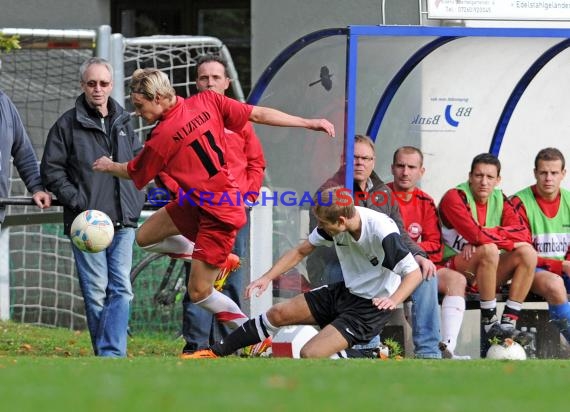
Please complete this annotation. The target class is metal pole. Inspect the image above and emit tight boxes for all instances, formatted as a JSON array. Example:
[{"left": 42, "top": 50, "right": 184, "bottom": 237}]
[
  {"left": 96, "top": 24, "right": 112, "bottom": 60},
  {"left": 111, "top": 33, "right": 125, "bottom": 107},
  {"left": 0, "top": 227, "right": 10, "bottom": 320}
]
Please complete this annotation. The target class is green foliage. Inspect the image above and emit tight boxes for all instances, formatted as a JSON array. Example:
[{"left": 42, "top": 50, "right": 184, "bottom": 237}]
[
  {"left": 488, "top": 335, "right": 502, "bottom": 346},
  {"left": 383, "top": 337, "right": 403, "bottom": 358},
  {"left": 0, "top": 33, "right": 20, "bottom": 54}
]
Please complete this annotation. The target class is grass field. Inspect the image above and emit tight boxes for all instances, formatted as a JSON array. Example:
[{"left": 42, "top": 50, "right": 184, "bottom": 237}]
[{"left": 1, "top": 321, "right": 569, "bottom": 412}]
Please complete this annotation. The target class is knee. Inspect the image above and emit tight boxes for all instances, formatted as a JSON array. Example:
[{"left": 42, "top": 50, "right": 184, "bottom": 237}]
[
  {"left": 135, "top": 230, "right": 149, "bottom": 248},
  {"left": 448, "top": 272, "right": 467, "bottom": 296},
  {"left": 188, "top": 286, "right": 211, "bottom": 303},
  {"left": 517, "top": 245, "right": 538, "bottom": 267},
  {"left": 477, "top": 243, "right": 500, "bottom": 263},
  {"left": 412, "top": 279, "right": 438, "bottom": 304},
  {"left": 266, "top": 305, "right": 285, "bottom": 326},
  {"left": 541, "top": 275, "right": 566, "bottom": 302},
  {"left": 299, "top": 345, "right": 318, "bottom": 358}
]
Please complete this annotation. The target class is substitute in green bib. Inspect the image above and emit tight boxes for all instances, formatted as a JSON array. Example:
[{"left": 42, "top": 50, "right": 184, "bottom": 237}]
[
  {"left": 438, "top": 153, "right": 536, "bottom": 346},
  {"left": 511, "top": 147, "right": 570, "bottom": 345}
]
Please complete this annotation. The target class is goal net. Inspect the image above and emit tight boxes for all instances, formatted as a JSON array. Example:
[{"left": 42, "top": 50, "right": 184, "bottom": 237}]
[
  {"left": 0, "top": 29, "right": 95, "bottom": 329},
  {"left": 1, "top": 27, "right": 244, "bottom": 336}
]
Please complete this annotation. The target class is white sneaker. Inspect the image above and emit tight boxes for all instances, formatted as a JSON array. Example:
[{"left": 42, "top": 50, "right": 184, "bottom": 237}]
[
  {"left": 439, "top": 341, "right": 471, "bottom": 360},
  {"left": 450, "top": 354, "right": 471, "bottom": 360}
]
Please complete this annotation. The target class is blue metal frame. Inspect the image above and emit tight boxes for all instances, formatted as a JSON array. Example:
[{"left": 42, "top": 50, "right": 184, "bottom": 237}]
[
  {"left": 247, "top": 28, "right": 348, "bottom": 105},
  {"left": 489, "top": 38, "right": 570, "bottom": 155},
  {"left": 365, "top": 36, "right": 459, "bottom": 139},
  {"left": 248, "top": 24, "right": 570, "bottom": 192},
  {"left": 347, "top": 25, "right": 570, "bottom": 161}
]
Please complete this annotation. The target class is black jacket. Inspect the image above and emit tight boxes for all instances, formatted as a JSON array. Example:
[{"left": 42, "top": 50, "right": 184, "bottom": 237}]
[
  {"left": 306, "top": 167, "right": 425, "bottom": 287},
  {"left": 41, "top": 94, "right": 145, "bottom": 235}
]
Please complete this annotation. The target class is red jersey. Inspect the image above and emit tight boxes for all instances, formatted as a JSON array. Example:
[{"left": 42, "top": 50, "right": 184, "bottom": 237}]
[
  {"left": 387, "top": 183, "right": 444, "bottom": 263},
  {"left": 511, "top": 185, "right": 569, "bottom": 274},
  {"left": 224, "top": 122, "right": 265, "bottom": 202},
  {"left": 438, "top": 188, "right": 530, "bottom": 251},
  {"left": 127, "top": 91, "right": 253, "bottom": 224},
  {"left": 155, "top": 122, "right": 266, "bottom": 203}
]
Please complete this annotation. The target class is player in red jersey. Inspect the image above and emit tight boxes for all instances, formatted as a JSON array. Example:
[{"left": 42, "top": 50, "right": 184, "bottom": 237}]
[
  {"left": 438, "top": 153, "right": 536, "bottom": 345},
  {"left": 93, "top": 68, "right": 334, "bottom": 335},
  {"left": 388, "top": 146, "right": 469, "bottom": 359}
]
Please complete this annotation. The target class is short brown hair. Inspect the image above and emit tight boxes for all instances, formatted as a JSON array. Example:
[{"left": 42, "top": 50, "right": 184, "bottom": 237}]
[
  {"left": 535, "top": 147, "right": 565, "bottom": 170},
  {"left": 393, "top": 146, "right": 424, "bottom": 166},
  {"left": 312, "top": 186, "right": 356, "bottom": 223}
]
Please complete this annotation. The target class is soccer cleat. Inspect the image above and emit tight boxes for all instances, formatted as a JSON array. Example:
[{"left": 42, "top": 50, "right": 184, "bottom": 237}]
[
  {"left": 485, "top": 321, "right": 517, "bottom": 343},
  {"left": 179, "top": 349, "right": 218, "bottom": 359},
  {"left": 243, "top": 336, "right": 272, "bottom": 357},
  {"left": 214, "top": 253, "right": 240, "bottom": 291}
]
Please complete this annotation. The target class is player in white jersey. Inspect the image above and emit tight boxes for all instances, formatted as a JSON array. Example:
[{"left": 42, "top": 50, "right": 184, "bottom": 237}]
[{"left": 183, "top": 186, "right": 422, "bottom": 359}]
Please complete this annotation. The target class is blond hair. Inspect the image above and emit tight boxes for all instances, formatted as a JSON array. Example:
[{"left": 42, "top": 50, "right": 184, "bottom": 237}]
[{"left": 130, "top": 68, "right": 175, "bottom": 100}]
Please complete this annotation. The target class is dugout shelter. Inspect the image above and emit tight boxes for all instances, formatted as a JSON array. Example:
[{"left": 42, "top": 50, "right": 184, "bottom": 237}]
[{"left": 248, "top": 25, "right": 570, "bottom": 357}]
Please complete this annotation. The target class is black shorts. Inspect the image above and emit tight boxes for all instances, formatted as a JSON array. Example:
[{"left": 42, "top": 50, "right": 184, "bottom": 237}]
[{"left": 304, "top": 282, "right": 392, "bottom": 347}]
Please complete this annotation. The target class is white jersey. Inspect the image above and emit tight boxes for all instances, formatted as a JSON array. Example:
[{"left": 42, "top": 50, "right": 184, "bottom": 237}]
[{"left": 308, "top": 206, "right": 419, "bottom": 299}]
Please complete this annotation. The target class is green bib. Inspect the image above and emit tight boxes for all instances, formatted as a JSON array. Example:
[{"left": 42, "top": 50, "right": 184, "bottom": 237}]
[
  {"left": 515, "top": 186, "right": 570, "bottom": 260},
  {"left": 443, "top": 182, "right": 504, "bottom": 260}
]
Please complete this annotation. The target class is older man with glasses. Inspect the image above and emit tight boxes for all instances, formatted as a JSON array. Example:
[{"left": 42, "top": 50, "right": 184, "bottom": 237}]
[
  {"left": 307, "top": 134, "right": 442, "bottom": 359},
  {"left": 41, "top": 57, "right": 145, "bottom": 357}
]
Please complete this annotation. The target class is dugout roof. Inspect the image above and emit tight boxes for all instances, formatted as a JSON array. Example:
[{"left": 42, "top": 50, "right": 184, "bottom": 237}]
[{"left": 248, "top": 25, "right": 570, "bottom": 201}]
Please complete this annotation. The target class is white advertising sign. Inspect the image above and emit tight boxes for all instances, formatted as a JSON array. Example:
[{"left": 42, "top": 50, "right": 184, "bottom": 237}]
[{"left": 427, "top": 0, "right": 570, "bottom": 20}]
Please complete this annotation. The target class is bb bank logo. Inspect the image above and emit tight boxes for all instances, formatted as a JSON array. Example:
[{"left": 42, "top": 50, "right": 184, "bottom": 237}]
[{"left": 410, "top": 105, "right": 472, "bottom": 128}]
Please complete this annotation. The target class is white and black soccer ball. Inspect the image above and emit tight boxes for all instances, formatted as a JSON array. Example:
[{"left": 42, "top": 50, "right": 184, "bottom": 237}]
[
  {"left": 486, "top": 338, "right": 527, "bottom": 360},
  {"left": 70, "top": 210, "right": 114, "bottom": 253}
]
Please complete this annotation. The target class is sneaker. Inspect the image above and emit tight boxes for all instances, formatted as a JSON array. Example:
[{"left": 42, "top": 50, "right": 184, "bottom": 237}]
[
  {"left": 180, "top": 349, "right": 218, "bottom": 359},
  {"left": 243, "top": 336, "right": 272, "bottom": 357},
  {"left": 181, "top": 342, "right": 197, "bottom": 355},
  {"left": 485, "top": 321, "right": 517, "bottom": 343},
  {"left": 450, "top": 354, "right": 472, "bottom": 360},
  {"left": 214, "top": 253, "right": 240, "bottom": 291}
]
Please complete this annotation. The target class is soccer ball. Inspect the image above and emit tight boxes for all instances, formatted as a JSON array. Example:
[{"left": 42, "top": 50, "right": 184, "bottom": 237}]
[
  {"left": 70, "top": 210, "right": 114, "bottom": 253},
  {"left": 486, "top": 338, "right": 527, "bottom": 360}
]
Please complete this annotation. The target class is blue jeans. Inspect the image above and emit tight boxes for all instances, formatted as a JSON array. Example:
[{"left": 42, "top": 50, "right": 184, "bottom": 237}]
[
  {"left": 410, "top": 277, "right": 442, "bottom": 358},
  {"left": 182, "top": 210, "right": 249, "bottom": 350},
  {"left": 71, "top": 228, "right": 135, "bottom": 357}
]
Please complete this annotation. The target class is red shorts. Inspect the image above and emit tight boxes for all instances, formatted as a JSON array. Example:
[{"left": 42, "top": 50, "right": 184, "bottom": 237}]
[
  {"left": 165, "top": 202, "right": 246, "bottom": 266},
  {"left": 443, "top": 257, "right": 480, "bottom": 294}
]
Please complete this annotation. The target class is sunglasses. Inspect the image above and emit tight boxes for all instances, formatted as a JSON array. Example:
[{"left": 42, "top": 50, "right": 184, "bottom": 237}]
[{"left": 83, "top": 80, "right": 111, "bottom": 88}]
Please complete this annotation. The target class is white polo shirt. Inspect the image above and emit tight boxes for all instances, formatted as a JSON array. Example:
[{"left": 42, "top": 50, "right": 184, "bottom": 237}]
[{"left": 308, "top": 206, "right": 419, "bottom": 299}]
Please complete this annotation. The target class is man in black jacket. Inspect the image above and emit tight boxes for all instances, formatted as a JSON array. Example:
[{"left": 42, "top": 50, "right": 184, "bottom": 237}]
[
  {"left": 41, "top": 57, "right": 145, "bottom": 357},
  {"left": 307, "top": 134, "right": 441, "bottom": 358}
]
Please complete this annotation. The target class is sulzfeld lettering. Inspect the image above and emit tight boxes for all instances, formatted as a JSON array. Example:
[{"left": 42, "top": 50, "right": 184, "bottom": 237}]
[{"left": 172, "top": 111, "right": 211, "bottom": 141}]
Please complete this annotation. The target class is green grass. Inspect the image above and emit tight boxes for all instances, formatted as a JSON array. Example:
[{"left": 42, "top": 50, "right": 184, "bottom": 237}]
[
  {"left": 1, "top": 321, "right": 569, "bottom": 412},
  {"left": 0, "top": 320, "right": 181, "bottom": 357}
]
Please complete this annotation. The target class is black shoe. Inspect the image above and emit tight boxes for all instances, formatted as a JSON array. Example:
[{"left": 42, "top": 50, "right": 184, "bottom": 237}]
[
  {"left": 182, "top": 342, "right": 197, "bottom": 355},
  {"left": 485, "top": 322, "right": 517, "bottom": 343}
]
